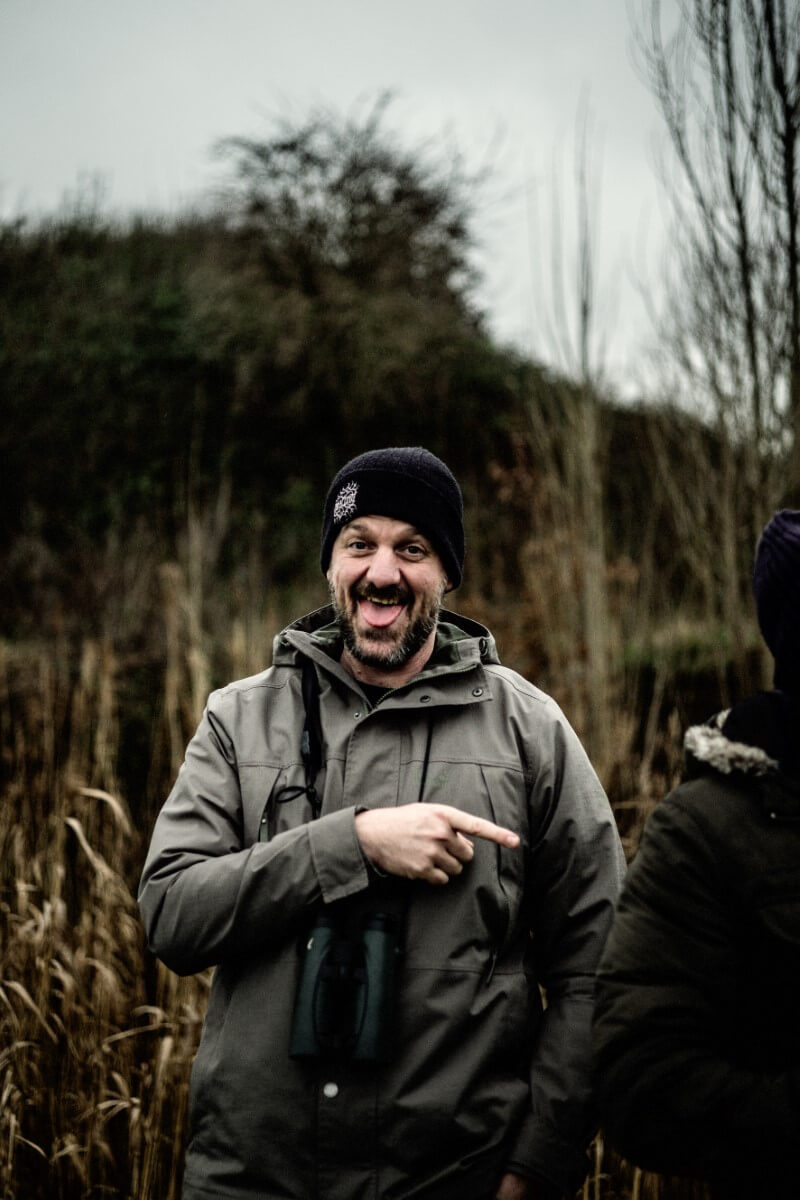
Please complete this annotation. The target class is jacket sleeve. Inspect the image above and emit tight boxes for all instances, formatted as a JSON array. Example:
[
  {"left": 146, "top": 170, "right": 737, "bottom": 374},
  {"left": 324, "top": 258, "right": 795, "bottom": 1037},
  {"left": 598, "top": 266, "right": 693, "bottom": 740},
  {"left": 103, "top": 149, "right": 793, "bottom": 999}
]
[
  {"left": 507, "top": 709, "right": 627, "bottom": 1197},
  {"left": 137, "top": 692, "right": 369, "bottom": 976},
  {"left": 591, "top": 794, "right": 800, "bottom": 1182}
]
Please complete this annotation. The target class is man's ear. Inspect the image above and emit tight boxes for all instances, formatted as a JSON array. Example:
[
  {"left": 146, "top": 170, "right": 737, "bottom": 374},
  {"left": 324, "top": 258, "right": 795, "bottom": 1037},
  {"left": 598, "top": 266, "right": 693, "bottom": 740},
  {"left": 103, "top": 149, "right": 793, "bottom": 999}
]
[{"left": 443, "top": 577, "right": 453, "bottom": 594}]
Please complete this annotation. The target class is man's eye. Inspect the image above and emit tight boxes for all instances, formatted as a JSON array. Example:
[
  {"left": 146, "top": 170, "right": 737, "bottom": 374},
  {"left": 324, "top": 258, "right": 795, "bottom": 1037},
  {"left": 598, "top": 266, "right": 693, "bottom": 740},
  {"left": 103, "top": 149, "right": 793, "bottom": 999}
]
[
  {"left": 348, "top": 539, "right": 369, "bottom": 550},
  {"left": 404, "top": 544, "right": 425, "bottom": 557}
]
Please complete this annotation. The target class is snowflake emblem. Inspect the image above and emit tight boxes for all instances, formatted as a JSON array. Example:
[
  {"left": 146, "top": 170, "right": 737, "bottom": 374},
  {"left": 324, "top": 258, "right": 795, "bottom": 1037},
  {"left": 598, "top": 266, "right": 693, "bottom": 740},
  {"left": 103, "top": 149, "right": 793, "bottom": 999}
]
[{"left": 333, "top": 480, "right": 359, "bottom": 524}]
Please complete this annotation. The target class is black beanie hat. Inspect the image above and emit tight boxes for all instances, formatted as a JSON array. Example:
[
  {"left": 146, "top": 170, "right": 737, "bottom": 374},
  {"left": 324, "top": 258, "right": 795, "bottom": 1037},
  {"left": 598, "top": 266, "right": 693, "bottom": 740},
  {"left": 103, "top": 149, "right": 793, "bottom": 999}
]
[
  {"left": 320, "top": 447, "right": 465, "bottom": 588},
  {"left": 753, "top": 508, "right": 800, "bottom": 692}
]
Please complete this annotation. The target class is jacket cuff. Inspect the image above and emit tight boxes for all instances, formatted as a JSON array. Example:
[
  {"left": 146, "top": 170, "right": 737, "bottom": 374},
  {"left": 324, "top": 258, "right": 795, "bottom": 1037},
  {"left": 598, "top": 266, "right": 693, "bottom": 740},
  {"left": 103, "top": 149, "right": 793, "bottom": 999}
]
[
  {"left": 307, "top": 806, "right": 370, "bottom": 903},
  {"left": 507, "top": 1115, "right": 589, "bottom": 1197}
]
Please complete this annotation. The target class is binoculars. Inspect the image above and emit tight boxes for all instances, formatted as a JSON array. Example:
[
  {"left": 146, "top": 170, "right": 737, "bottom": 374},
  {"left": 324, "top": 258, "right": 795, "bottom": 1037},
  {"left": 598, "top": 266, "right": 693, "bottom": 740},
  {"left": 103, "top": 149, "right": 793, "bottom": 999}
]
[{"left": 290, "top": 906, "right": 401, "bottom": 1064}]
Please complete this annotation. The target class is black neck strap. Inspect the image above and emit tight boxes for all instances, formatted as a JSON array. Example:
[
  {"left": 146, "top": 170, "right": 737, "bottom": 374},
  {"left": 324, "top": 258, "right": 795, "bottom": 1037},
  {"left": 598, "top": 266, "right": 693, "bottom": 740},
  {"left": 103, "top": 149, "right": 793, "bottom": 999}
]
[
  {"left": 275, "top": 659, "right": 434, "bottom": 824},
  {"left": 300, "top": 658, "right": 323, "bottom": 792}
]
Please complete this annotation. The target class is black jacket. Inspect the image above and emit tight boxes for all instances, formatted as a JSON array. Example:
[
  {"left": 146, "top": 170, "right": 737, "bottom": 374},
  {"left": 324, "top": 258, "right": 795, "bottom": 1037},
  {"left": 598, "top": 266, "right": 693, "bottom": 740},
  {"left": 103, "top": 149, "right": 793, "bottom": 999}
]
[{"left": 592, "top": 691, "right": 800, "bottom": 1198}]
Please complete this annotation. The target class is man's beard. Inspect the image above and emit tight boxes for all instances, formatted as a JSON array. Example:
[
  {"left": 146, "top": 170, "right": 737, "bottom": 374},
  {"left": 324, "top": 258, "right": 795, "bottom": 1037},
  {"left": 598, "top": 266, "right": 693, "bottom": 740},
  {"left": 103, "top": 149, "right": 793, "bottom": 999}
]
[{"left": 330, "top": 582, "right": 445, "bottom": 671}]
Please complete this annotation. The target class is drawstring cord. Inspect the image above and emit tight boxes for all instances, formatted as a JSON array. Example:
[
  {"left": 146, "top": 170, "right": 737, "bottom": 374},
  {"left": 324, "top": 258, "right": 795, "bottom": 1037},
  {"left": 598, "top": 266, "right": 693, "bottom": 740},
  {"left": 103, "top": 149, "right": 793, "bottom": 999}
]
[{"left": 417, "top": 718, "right": 434, "bottom": 803}]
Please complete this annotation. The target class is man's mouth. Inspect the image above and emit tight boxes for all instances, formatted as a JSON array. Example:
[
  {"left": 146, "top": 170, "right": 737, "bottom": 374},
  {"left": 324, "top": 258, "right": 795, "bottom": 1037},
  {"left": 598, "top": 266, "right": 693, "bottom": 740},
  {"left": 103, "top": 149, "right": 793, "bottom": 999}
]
[
  {"left": 357, "top": 596, "right": 406, "bottom": 629},
  {"left": 352, "top": 588, "right": 411, "bottom": 630}
]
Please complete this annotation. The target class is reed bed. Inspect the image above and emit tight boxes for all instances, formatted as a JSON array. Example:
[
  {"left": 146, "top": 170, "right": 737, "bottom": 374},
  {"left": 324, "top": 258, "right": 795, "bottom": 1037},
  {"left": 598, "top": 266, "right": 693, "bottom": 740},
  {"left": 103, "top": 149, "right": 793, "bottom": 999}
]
[
  {"left": 0, "top": 635, "right": 206, "bottom": 1200},
  {"left": 0, "top": 557, "right": 708, "bottom": 1199}
]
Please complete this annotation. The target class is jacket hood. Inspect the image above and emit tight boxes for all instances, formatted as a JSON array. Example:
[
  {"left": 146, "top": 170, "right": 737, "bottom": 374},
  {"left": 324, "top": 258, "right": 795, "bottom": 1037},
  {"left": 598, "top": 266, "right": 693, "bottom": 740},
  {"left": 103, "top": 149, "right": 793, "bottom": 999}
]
[
  {"left": 683, "top": 690, "right": 800, "bottom": 818},
  {"left": 684, "top": 714, "right": 779, "bottom": 777}
]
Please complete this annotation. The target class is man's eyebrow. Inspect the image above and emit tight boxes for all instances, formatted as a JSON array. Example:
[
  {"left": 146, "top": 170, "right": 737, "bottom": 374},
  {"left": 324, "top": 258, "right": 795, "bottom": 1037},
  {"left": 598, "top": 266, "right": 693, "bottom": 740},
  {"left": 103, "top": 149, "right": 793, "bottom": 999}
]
[
  {"left": 341, "top": 520, "right": 430, "bottom": 542},
  {"left": 398, "top": 526, "right": 432, "bottom": 543}
]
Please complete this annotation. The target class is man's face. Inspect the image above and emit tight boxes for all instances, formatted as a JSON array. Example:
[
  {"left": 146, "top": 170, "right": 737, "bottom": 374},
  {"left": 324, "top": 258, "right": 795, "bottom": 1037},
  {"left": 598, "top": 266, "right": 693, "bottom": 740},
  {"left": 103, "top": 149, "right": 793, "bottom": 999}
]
[{"left": 328, "top": 515, "right": 450, "bottom": 676}]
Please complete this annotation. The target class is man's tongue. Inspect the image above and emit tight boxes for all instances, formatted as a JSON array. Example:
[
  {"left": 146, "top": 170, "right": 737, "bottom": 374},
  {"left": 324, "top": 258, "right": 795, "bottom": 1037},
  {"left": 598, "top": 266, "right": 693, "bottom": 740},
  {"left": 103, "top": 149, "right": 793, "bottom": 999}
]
[{"left": 359, "top": 598, "right": 404, "bottom": 628}]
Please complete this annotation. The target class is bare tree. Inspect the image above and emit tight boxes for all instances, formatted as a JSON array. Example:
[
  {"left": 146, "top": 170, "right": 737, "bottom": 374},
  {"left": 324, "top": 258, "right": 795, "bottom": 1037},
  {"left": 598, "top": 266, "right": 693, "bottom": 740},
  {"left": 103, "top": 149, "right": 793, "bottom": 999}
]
[
  {"left": 634, "top": 0, "right": 800, "bottom": 650},
  {"left": 638, "top": 0, "right": 800, "bottom": 525}
]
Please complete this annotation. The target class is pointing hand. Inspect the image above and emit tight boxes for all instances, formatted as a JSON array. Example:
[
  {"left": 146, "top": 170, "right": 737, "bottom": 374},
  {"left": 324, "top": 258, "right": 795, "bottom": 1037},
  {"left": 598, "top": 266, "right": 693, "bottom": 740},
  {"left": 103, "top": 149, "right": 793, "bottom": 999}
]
[{"left": 355, "top": 802, "right": 519, "bottom": 885}]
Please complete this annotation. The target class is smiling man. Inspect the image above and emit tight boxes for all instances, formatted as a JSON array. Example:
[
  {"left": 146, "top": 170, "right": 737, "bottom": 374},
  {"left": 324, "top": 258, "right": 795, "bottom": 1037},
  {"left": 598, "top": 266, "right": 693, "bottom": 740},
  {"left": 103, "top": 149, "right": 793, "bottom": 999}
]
[{"left": 139, "top": 446, "right": 625, "bottom": 1200}]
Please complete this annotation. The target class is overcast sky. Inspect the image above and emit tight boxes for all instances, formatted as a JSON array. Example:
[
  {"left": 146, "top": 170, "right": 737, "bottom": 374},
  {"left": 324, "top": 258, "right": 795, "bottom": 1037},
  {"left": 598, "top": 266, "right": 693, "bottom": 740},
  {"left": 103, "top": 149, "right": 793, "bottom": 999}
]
[{"left": 1, "top": 1, "right": 671, "bottom": 392}]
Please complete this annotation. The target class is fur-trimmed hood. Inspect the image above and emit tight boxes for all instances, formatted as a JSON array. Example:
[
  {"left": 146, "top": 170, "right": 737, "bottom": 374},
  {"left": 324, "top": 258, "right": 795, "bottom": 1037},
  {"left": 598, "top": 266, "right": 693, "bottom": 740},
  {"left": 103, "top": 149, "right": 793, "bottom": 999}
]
[
  {"left": 683, "top": 690, "right": 800, "bottom": 820},
  {"left": 684, "top": 712, "right": 779, "bottom": 777}
]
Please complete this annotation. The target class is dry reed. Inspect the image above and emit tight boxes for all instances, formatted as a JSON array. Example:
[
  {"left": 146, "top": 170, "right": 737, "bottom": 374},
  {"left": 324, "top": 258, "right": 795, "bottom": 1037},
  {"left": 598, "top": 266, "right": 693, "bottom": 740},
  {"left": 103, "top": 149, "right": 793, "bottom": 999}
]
[{"left": 0, "top": 541, "right": 712, "bottom": 1199}]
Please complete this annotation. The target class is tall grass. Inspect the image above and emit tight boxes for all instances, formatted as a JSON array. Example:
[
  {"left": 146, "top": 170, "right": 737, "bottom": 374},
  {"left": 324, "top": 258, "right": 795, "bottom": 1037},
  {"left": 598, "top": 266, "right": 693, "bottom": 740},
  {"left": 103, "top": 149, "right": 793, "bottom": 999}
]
[
  {"left": 0, "top": 541, "right": 719, "bottom": 1199},
  {"left": 0, "top": 634, "right": 201, "bottom": 1199}
]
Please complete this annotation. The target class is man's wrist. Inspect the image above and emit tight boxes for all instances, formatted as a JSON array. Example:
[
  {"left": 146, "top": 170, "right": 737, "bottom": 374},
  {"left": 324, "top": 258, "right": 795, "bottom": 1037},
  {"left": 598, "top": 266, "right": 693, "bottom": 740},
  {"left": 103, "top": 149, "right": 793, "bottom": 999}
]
[{"left": 354, "top": 807, "right": 389, "bottom": 876}]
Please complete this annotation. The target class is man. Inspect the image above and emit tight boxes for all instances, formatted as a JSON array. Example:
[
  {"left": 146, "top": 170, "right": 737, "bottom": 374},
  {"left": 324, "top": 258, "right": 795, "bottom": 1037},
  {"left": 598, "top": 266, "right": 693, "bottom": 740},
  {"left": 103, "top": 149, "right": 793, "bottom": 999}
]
[
  {"left": 592, "top": 509, "right": 800, "bottom": 1199},
  {"left": 139, "top": 446, "right": 625, "bottom": 1200}
]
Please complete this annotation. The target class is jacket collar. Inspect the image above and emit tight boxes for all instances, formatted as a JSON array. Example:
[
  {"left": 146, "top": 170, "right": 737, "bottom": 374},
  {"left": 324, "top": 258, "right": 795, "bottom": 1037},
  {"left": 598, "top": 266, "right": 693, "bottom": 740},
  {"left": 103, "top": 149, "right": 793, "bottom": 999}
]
[{"left": 271, "top": 604, "right": 497, "bottom": 702}]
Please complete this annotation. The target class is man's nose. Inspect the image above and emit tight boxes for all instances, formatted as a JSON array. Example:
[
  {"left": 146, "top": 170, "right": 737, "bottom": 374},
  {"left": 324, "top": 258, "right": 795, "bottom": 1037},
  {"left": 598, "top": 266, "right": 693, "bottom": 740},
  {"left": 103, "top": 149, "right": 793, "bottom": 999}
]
[{"left": 365, "top": 546, "right": 402, "bottom": 587}]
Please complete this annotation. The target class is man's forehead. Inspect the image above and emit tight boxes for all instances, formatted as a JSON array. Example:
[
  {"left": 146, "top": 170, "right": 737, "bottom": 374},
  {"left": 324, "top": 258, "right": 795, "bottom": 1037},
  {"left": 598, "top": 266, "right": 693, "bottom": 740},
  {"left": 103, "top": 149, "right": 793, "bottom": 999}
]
[{"left": 340, "top": 515, "right": 430, "bottom": 541}]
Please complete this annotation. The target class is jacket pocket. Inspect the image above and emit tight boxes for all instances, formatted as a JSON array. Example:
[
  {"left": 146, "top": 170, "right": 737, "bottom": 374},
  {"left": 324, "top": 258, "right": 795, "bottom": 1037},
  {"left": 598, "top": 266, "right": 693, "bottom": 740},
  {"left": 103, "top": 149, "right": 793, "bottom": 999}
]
[
  {"left": 480, "top": 762, "right": 527, "bottom": 892},
  {"left": 238, "top": 764, "right": 282, "bottom": 843},
  {"left": 403, "top": 761, "right": 526, "bottom": 971}
]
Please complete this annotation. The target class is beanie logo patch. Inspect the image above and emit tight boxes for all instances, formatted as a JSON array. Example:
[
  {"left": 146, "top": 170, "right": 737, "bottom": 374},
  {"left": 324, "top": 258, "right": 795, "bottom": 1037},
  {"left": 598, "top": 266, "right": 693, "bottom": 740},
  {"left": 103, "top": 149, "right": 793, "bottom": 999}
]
[{"left": 333, "top": 481, "right": 359, "bottom": 525}]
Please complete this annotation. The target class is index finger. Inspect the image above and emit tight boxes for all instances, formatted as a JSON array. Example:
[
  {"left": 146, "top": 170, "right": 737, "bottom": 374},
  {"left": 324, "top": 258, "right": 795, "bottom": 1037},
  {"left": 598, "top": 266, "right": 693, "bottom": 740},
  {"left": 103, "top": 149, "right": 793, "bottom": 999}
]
[{"left": 447, "top": 809, "right": 520, "bottom": 849}]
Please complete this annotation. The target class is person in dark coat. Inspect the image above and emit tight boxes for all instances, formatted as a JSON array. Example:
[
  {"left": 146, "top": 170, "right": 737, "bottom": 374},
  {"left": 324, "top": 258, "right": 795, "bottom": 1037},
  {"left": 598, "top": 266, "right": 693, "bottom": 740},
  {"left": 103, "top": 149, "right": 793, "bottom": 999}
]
[{"left": 592, "top": 509, "right": 800, "bottom": 1200}]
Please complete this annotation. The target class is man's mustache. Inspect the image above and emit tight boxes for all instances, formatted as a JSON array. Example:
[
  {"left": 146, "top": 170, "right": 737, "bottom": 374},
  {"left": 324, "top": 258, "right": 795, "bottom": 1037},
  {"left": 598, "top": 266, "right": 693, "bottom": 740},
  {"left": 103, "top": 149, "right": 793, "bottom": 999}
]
[{"left": 353, "top": 584, "right": 412, "bottom": 605}]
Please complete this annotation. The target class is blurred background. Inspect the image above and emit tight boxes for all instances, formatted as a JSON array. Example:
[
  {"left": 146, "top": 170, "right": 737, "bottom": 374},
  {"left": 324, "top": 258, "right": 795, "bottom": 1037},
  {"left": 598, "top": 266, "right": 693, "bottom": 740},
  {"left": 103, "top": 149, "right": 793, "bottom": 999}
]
[{"left": 1, "top": 1, "right": 797, "bottom": 1196}]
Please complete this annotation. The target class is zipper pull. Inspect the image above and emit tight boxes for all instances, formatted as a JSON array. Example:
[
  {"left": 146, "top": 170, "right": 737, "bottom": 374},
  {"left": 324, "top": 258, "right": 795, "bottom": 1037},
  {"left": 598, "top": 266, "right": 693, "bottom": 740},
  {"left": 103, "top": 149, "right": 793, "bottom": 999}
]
[{"left": 483, "top": 950, "right": 498, "bottom": 986}]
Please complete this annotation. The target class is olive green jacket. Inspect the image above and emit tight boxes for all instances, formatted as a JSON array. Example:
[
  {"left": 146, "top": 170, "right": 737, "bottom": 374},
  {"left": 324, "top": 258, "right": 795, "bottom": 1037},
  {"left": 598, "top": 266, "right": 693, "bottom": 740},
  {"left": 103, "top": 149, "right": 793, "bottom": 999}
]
[{"left": 139, "top": 607, "right": 625, "bottom": 1200}]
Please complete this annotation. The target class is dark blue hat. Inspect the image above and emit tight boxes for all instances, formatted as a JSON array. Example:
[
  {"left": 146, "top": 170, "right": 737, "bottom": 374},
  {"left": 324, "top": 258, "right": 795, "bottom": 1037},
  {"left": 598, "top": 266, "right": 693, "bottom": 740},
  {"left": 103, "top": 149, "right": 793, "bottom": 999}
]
[
  {"left": 753, "top": 509, "right": 800, "bottom": 692},
  {"left": 320, "top": 447, "right": 465, "bottom": 588}
]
